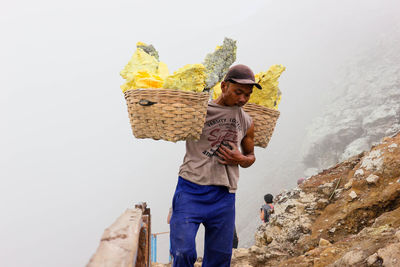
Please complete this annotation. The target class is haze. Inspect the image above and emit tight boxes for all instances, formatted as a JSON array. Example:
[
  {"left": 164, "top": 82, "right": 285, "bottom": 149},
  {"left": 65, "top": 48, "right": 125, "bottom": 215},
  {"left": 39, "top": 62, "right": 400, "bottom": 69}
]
[{"left": 1, "top": 0, "right": 399, "bottom": 266}]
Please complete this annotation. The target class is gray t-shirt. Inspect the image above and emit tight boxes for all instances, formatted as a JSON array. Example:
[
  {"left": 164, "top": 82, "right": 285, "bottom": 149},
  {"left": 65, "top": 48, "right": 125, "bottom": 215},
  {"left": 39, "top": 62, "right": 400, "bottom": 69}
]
[{"left": 179, "top": 101, "right": 252, "bottom": 193}]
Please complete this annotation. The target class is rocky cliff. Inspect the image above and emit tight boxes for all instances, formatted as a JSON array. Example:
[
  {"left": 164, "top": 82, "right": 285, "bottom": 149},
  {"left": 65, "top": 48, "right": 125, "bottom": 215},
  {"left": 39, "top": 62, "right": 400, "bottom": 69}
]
[
  {"left": 231, "top": 131, "right": 400, "bottom": 266},
  {"left": 301, "top": 33, "right": 400, "bottom": 177}
]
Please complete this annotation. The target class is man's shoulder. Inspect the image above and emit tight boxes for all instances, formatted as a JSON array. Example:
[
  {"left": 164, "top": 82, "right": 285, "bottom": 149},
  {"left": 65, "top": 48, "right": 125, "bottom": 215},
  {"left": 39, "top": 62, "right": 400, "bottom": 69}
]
[
  {"left": 241, "top": 107, "right": 252, "bottom": 121},
  {"left": 262, "top": 204, "right": 272, "bottom": 210}
]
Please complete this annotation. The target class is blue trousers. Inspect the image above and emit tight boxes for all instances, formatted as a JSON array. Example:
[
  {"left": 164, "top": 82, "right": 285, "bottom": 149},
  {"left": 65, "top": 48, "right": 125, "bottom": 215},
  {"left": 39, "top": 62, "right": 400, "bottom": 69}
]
[{"left": 170, "top": 177, "right": 235, "bottom": 267}]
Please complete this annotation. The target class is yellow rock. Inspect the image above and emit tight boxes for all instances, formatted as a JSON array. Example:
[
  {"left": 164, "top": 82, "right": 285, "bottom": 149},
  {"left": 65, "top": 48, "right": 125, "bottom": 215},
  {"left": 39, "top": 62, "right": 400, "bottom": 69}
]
[
  {"left": 136, "top": 41, "right": 147, "bottom": 46},
  {"left": 120, "top": 69, "right": 164, "bottom": 92},
  {"left": 158, "top": 62, "right": 169, "bottom": 80},
  {"left": 212, "top": 82, "right": 222, "bottom": 100},
  {"left": 163, "top": 64, "right": 206, "bottom": 92},
  {"left": 120, "top": 47, "right": 159, "bottom": 80},
  {"left": 120, "top": 43, "right": 169, "bottom": 92},
  {"left": 135, "top": 71, "right": 164, "bottom": 88},
  {"left": 249, "top": 64, "right": 285, "bottom": 109}
]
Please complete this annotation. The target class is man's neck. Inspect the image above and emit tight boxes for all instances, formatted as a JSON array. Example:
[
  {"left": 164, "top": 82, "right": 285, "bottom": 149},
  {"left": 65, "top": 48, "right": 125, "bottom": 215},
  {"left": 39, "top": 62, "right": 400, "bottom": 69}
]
[{"left": 214, "top": 97, "right": 227, "bottom": 106}]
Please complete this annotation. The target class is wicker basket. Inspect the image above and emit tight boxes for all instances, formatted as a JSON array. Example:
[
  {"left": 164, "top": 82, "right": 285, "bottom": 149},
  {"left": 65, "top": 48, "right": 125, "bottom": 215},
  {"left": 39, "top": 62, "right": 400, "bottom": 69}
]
[
  {"left": 243, "top": 103, "right": 280, "bottom": 148},
  {"left": 124, "top": 89, "right": 209, "bottom": 142}
]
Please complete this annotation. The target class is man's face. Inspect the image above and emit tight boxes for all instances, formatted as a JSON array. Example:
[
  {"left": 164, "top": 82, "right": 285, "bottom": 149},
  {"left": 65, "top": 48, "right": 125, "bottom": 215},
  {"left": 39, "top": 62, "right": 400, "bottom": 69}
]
[{"left": 221, "top": 81, "right": 253, "bottom": 107}]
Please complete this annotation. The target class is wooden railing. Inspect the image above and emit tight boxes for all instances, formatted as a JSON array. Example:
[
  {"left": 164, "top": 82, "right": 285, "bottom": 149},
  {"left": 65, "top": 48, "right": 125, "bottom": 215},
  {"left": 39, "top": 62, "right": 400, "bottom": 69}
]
[{"left": 87, "top": 202, "right": 151, "bottom": 267}]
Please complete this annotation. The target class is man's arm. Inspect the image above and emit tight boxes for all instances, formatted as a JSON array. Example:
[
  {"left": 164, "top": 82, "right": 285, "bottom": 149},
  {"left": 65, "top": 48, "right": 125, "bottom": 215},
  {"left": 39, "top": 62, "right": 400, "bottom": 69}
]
[
  {"left": 216, "top": 122, "right": 256, "bottom": 168},
  {"left": 239, "top": 122, "right": 255, "bottom": 168},
  {"left": 260, "top": 208, "right": 264, "bottom": 221}
]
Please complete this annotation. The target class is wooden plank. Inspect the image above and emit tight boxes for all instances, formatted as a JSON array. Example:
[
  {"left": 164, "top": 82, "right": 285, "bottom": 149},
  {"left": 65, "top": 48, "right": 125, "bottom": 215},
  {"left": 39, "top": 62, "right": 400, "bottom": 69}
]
[{"left": 87, "top": 208, "right": 143, "bottom": 267}]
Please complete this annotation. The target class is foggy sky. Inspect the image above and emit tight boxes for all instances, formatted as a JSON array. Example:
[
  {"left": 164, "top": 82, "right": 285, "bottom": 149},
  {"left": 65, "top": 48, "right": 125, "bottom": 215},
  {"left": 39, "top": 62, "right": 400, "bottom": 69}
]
[{"left": 1, "top": 0, "right": 400, "bottom": 266}]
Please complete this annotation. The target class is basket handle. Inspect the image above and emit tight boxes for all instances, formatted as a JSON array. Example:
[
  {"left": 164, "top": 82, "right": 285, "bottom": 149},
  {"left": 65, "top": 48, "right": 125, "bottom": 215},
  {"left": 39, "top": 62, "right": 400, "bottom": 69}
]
[{"left": 138, "top": 99, "right": 157, "bottom": 106}]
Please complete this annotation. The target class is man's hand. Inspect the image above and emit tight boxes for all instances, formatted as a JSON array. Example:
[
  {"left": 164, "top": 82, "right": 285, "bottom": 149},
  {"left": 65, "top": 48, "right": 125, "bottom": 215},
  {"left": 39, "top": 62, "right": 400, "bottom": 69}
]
[
  {"left": 216, "top": 142, "right": 244, "bottom": 166},
  {"left": 216, "top": 122, "right": 256, "bottom": 168}
]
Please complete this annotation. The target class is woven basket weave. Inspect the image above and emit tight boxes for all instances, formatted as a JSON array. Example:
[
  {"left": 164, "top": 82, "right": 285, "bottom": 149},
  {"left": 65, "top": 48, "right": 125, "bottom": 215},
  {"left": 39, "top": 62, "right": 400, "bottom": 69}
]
[
  {"left": 243, "top": 103, "right": 280, "bottom": 148},
  {"left": 124, "top": 89, "right": 209, "bottom": 142}
]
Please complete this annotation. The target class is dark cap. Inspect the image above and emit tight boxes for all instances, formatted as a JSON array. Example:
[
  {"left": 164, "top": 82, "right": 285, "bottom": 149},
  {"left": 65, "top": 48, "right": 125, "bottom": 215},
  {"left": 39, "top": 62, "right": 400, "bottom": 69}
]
[{"left": 223, "top": 64, "right": 262, "bottom": 89}]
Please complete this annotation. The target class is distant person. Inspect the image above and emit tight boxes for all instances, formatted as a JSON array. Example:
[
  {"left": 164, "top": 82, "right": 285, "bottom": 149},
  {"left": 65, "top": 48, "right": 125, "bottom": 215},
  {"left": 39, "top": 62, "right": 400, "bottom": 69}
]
[{"left": 260, "top": 194, "right": 274, "bottom": 223}]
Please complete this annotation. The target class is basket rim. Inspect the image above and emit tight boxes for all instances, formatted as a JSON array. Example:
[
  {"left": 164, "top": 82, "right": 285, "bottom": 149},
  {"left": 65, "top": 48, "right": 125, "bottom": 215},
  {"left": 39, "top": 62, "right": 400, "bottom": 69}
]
[
  {"left": 124, "top": 88, "right": 210, "bottom": 96},
  {"left": 243, "top": 103, "right": 280, "bottom": 116}
]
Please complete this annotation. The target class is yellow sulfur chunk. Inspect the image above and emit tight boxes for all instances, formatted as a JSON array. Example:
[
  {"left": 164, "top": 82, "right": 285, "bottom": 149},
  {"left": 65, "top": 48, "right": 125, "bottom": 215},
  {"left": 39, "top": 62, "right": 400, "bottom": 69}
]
[
  {"left": 121, "top": 71, "right": 164, "bottom": 92},
  {"left": 136, "top": 41, "right": 147, "bottom": 46},
  {"left": 212, "top": 82, "right": 222, "bottom": 100},
  {"left": 135, "top": 77, "right": 163, "bottom": 88},
  {"left": 120, "top": 48, "right": 159, "bottom": 80},
  {"left": 163, "top": 64, "right": 206, "bottom": 92},
  {"left": 158, "top": 62, "right": 169, "bottom": 80},
  {"left": 120, "top": 44, "right": 170, "bottom": 92},
  {"left": 133, "top": 71, "right": 164, "bottom": 88},
  {"left": 249, "top": 64, "right": 285, "bottom": 109}
]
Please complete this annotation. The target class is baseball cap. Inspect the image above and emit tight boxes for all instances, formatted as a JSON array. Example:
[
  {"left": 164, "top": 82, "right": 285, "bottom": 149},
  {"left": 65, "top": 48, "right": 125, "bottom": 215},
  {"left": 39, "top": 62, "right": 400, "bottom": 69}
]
[{"left": 223, "top": 64, "right": 262, "bottom": 89}]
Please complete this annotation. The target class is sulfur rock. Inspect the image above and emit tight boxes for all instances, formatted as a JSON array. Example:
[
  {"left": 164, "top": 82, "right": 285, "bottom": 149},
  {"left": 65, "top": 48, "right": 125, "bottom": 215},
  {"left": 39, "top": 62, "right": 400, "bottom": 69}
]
[
  {"left": 136, "top": 42, "right": 159, "bottom": 61},
  {"left": 212, "top": 82, "right": 222, "bottom": 100},
  {"left": 121, "top": 71, "right": 164, "bottom": 92},
  {"left": 163, "top": 64, "right": 206, "bottom": 92},
  {"left": 157, "top": 62, "right": 169, "bottom": 80},
  {"left": 120, "top": 42, "right": 169, "bottom": 92},
  {"left": 203, "top": 37, "right": 237, "bottom": 90},
  {"left": 248, "top": 65, "right": 285, "bottom": 109},
  {"left": 120, "top": 44, "right": 159, "bottom": 80}
]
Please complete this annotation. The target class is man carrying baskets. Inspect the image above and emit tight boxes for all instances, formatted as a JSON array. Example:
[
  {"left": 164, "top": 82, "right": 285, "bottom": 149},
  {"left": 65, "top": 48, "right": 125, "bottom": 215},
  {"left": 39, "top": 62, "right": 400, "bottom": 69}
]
[{"left": 170, "top": 64, "right": 261, "bottom": 267}]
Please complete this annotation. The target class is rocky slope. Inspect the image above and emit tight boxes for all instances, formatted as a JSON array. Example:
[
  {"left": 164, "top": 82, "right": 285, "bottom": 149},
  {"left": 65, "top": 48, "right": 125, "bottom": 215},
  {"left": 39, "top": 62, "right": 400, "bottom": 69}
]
[
  {"left": 301, "top": 33, "right": 400, "bottom": 177},
  {"left": 231, "top": 131, "right": 400, "bottom": 267},
  {"left": 237, "top": 29, "right": 400, "bottom": 248}
]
